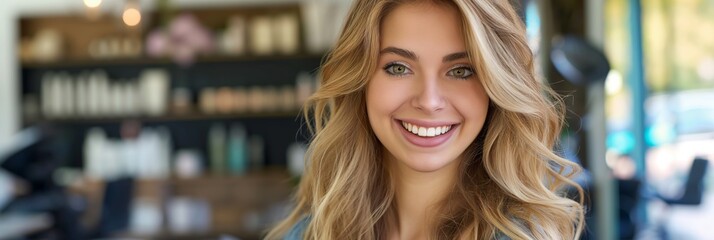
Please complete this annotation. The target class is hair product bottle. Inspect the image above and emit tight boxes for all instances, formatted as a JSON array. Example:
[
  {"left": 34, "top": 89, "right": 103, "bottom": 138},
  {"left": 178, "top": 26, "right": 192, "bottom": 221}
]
[
  {"left": 227, "top": 124, "right": 248, "bottom": 175},
  {"left": 209, "top": 123, "right": 227, "bottom": 174}
]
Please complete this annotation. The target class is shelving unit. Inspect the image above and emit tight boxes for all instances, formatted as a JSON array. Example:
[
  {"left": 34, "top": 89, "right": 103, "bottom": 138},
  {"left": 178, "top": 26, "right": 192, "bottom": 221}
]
[
  {"left": 20, "top": 53, "right": 324, "bottom": 69},
  {"left": 18, "top": 4, "right": 322, "bottom": 166},
  {"left": 17, "top": 3, "right": 319, "bottom": 239},
  {"left": 20, "top": 54, "right": 321, "bottom": 166}
]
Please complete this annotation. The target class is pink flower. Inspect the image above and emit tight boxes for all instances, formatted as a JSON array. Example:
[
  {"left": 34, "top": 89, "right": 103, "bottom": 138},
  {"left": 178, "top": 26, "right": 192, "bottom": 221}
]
[{"left": 147, "top": 13, "right": 215, "bottom": 66}]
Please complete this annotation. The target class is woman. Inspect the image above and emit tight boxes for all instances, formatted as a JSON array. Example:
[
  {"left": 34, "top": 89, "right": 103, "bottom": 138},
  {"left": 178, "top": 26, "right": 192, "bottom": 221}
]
[{"left": 268, "top": 0, "right": 584, "bottom": 239}]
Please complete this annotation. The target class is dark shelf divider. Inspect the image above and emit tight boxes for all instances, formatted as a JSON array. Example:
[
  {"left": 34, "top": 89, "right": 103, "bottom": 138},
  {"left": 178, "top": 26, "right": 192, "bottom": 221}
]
[
  {"left": 25, "top": 111, "right": 303, "bottom": 125},
  {"left": 20, "top": 53, "right": 325, "bottom": 70}
]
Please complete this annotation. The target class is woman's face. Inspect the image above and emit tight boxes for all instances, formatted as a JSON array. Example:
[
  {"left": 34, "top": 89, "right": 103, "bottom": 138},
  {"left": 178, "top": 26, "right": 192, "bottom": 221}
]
[{"left": 366, "top": 2, "right": 490, "bottom": 173}]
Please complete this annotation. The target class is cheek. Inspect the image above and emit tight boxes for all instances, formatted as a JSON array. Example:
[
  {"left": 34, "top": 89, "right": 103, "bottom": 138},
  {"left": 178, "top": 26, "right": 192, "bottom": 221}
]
[
  {"left": 366, "top": 76, "right": 407, "bottom": 118},
  {"left": 367, "top": 77, "right": 395, "bottom": 146},
  {"left": 366, "top": 78, "right": 383, "bottom": 119},
  {"left": 449, "top": 81, "right": 490, "bottom": 121},
  {"left": 366, "top": 78, "right": 386, "bottom": 137}
]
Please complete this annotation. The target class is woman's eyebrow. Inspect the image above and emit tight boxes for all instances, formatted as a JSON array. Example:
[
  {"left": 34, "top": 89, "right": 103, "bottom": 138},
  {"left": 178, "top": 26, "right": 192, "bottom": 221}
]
[
  {"left": 442, "top": 52, "right": 468, "bottom": 62},
  {"left": 380, "top": 47, "right": 468, "bottom": 63},
  {"left": 380, "top": 47, "right": 418, "bottom": 60}
]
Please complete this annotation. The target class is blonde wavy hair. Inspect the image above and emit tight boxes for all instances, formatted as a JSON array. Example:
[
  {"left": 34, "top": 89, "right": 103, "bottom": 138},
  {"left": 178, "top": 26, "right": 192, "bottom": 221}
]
[{"left": 267, "top": 0, "right": 584, "bottom": 239}]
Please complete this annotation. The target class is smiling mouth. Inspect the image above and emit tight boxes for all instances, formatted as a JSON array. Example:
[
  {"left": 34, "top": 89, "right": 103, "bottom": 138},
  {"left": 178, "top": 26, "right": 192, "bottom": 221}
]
[{"left": 399, "top": 120, "right": 455, "bottom": 138}]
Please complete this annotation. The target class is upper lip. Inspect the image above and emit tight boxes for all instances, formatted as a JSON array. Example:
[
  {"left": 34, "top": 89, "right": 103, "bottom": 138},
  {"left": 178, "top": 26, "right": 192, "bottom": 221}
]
[{"left": 396, "top": 118, "right": 459, "bottom": 127}]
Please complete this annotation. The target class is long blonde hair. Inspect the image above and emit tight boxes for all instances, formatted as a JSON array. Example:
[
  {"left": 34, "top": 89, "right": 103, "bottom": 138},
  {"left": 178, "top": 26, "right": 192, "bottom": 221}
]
[{"left": 267, "top": 0, "right": 584, "bottom": 239}]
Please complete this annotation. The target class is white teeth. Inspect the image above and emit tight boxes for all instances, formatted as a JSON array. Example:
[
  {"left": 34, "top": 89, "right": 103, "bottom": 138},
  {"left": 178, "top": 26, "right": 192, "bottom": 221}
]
[
  {"left": 400, "top": 121, "right": 453, "bottom": 138},
  {"left": 418, "top": 127, "right": 427, "bottom": 136},
  {"left": 426, "top": 128, "right": 435, "bottom": 137}
]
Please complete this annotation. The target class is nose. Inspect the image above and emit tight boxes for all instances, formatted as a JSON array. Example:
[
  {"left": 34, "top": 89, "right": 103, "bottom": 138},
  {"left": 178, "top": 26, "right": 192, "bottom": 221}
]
[{"left": 411, "top": 75, "right": 446, "bottom": 113}]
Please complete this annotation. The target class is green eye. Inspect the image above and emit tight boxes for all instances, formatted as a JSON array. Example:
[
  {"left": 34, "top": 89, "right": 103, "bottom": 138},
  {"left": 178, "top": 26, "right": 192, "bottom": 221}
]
[
  {"left": 392, "top": 65, "right": 406, "bottom": 74},
  {"left": 448, "top": 67, "right": 474, "bottom": 79},
  {"left": 384, "top": 63, "right": 411, "bottom": 75}
]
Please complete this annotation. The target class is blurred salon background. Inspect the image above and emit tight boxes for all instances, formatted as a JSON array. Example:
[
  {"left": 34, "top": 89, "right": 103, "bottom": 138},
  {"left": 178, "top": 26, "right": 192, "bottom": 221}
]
[{"left": 0, "top": 0, "right": 710, "bottom": 239}]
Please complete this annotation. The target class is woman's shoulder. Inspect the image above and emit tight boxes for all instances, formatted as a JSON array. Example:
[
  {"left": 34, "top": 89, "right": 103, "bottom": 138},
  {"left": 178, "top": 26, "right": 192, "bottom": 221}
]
[{"left": 284, "top": 216, "right": 311, "bottom": 240}]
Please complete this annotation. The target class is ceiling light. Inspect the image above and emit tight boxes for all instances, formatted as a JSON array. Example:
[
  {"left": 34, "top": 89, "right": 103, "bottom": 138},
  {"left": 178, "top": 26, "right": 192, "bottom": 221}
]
[
  {"left": 123, "top": 8, "right": 141, "bottom": 27},
  {"left": 84, "top": 0, "right": 102, "bottom": 8}
]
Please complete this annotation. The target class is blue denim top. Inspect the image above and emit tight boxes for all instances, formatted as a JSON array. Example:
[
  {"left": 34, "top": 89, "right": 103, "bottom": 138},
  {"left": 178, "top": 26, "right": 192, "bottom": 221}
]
[
  {"left": 283, "top": 216, "right": 517, "bottom": 240},
  {"left": 284, "top": 216, "right": 310, "bottom": 240}
]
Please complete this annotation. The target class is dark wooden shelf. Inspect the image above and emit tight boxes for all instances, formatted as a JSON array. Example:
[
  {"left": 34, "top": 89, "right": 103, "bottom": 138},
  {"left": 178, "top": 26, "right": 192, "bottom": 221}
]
[
  {"left": 164, "top": 168, "right": 294, "bottom": 186},
  {"left": 24, "top": 111, "right": 303, "bottom": 125},
  {"left": 20, "top": 53, "right": 325, "bottom": 69},
  {"left": 78, "top": 169, "right": 295, "bottom": 240},
  {"left": 134, "top": 168, "right": 295, "bottom": 198}
]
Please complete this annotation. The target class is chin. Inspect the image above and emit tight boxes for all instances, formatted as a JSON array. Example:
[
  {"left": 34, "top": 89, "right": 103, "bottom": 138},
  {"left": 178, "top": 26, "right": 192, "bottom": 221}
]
[{"left": 396, "top": 153, "right": 459, "bottom": 173}]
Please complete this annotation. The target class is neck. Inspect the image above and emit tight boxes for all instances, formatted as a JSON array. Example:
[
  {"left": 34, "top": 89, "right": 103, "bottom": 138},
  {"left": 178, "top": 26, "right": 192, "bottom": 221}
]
[{"left": 386, "top": 153, "right": 460, "bottom": 240}]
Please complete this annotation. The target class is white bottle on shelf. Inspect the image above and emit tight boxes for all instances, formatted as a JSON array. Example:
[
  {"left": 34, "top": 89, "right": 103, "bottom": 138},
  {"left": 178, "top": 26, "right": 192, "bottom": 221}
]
[
  {"left": 40, "top": 72, "right": 54, "bottom": 119},
  {"left": 111, "top": 82, "right": 123, "bottom": 117},
  {"left": 75, "top": 72, "right": 89, "bottom": 117},
  {"left": 119, "top": 82, "right": 130, "bottom": 116},
  {"left": 84, "top": 127, "right": 107, "bottom": 179},
  {"left": 86, "top": 71, "right": 102, "bottom": 117},
  {"left": 250, "top": 15, "right": 274, "bottom": 55},
  {"left": 136, "top": 128, "right": 161, "bottom": 179},
  {"left": 126, "top": 81, "right": 140, "bottom": 116},
  {"left": 273, "top": 13, "right": 299, "bottom": 55},
  {"left": 58, "top": 73, "right": 75, "bottom": 118},
  {"left": 139, "top": 69, "right": 170, "bottom": 116},
  {"left": 95, "top": 71, "right": 111, "bottom": 117},
  {"left": 50, "top": 73, "right": 67, "bottom": 118},
  {"left": 120, "top": 136, "right": 138, "bottom": 177},
  {"left": 101, "top": 139, "right": 122, "bottom": 180},
  {"left": 221, "top": 16, "right": 247, "bottom": 55},
  {"left": 301, "top": 0, "right": 326, "bottom": 54}
]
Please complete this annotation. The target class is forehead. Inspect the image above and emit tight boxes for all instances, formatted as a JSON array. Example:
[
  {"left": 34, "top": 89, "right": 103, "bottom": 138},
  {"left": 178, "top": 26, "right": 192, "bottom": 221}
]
[{"left": 379, "top": 2, "right": 466, "bottom": 53}]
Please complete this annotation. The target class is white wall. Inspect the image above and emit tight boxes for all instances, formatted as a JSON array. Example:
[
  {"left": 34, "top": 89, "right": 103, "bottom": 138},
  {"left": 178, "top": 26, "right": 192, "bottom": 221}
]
[{"left": 0, "top": 2, "right": 18, "bottom": 148}]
